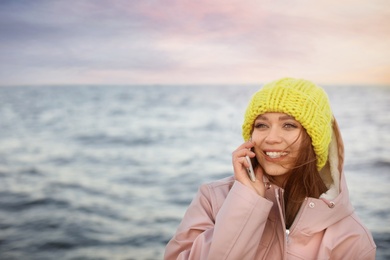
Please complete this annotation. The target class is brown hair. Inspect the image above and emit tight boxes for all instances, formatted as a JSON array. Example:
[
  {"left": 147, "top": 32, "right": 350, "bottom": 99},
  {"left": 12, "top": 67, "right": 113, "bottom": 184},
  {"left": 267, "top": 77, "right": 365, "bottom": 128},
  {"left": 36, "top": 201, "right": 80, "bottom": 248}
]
[
  {"left": 282, "top": 129, "right": 328, "bottom": 228},
  {"left": 252, "top": 128, "right": 328, "bottom": 229}
]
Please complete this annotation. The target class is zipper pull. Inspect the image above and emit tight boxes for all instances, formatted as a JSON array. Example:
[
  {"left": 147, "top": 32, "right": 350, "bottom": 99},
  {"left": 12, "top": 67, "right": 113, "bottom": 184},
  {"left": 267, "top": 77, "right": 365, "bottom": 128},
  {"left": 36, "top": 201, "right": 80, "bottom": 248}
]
[{"left": 286, "top": 229, "right": 290, "bottom": 243}]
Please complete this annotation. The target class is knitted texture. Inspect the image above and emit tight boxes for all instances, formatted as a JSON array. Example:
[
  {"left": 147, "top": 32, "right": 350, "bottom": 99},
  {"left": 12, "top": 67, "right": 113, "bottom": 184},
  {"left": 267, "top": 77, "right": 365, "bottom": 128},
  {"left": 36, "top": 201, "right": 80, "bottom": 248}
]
[{"left": 242, "top": 78, "right": 332, "bottom": 171}]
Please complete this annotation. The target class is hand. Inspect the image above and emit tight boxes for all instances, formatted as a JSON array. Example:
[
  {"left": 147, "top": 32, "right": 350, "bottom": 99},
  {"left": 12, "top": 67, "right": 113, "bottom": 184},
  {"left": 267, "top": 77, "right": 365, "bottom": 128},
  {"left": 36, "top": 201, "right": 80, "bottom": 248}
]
[{"left": 232, "top": 141, "right": 266, "bottom": 197}]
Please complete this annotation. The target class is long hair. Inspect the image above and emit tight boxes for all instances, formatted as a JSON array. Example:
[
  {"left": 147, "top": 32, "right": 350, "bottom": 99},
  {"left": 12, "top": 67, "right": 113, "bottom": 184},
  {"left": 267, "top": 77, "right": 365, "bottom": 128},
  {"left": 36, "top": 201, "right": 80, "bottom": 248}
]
[
  {"left": 252, "top": 128, "right": 328, "bottom": 229},
  {"left": 282, "top": 129, "right": 328, "bottom": 228}
]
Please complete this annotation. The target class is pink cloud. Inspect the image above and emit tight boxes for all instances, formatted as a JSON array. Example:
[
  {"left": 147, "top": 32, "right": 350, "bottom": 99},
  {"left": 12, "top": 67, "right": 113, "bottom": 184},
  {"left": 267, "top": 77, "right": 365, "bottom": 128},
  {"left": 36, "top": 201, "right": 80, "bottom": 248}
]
[{"left": 1, "top": 0, "right": 389, "bottom": 85}]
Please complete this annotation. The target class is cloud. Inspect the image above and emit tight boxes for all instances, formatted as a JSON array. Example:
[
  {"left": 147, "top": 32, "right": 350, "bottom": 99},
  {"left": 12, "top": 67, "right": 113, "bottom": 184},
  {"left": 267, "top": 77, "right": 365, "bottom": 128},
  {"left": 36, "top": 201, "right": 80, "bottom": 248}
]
[{"left": 0, "top": 0, "right": 389, "bottom": 85}]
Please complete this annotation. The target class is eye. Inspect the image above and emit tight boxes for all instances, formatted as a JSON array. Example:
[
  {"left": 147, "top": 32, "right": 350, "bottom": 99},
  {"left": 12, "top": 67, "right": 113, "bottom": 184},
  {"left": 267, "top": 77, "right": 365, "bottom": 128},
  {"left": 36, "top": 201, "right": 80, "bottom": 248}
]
[
  {"left": 254, "top": 122, "right": 268, "bottom": 129},
  {"left": 283, "top": 123, "right": 298, "bottom": 129}
]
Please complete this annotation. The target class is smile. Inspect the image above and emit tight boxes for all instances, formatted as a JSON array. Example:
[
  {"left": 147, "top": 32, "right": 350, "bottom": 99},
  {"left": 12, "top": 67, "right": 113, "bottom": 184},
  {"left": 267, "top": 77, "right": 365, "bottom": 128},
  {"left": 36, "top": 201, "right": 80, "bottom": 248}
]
[{"left": 265, "top": 151, "right": 288, "bottom": 159}]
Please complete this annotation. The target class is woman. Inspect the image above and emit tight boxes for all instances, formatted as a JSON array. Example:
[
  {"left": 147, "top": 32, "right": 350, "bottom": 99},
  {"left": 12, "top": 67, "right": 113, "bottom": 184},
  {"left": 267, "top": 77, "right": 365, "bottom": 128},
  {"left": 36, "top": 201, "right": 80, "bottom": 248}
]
[{"left": 164, "top": 78, "right": 376, "bottom": 259}]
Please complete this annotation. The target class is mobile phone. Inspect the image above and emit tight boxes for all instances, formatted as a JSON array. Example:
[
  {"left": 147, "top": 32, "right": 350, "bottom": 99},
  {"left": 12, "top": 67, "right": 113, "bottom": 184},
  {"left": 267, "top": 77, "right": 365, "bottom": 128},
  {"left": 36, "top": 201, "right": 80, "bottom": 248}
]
[{"left": 245, "top": 155, "right": 256, "bottom": 182}]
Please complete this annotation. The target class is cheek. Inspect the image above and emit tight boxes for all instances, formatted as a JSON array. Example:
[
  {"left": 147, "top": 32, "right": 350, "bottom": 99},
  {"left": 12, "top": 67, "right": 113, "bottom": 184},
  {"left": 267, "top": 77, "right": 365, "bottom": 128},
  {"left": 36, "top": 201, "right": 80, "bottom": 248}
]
[
  {"left": 288, "top": 134, "right": 303, "bottom": 151},
  {"left": 250, "top": 131, "right": 264, "bottom": 143},
  {"left": 251, "top": 137, "right": 265, "bottom": 155}
]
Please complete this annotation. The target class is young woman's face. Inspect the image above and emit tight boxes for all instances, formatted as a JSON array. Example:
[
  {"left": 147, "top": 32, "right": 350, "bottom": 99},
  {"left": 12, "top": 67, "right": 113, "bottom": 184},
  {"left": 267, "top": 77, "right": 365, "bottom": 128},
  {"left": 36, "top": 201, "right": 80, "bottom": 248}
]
[{"left": 251, "top": 112, "right": 303, "bottom": 184}]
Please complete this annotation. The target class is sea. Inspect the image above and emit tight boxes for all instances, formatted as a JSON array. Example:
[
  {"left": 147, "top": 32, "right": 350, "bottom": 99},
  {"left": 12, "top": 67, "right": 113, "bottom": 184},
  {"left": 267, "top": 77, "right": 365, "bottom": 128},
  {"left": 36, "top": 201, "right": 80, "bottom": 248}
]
[{"left": 0, "top": 84, "right": 389, "bottom": 260}]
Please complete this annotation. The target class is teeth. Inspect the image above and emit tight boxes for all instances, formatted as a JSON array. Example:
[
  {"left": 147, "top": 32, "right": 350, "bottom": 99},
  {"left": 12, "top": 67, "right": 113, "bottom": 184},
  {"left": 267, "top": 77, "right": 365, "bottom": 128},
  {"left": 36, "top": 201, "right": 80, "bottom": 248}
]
[{"left": 266, "top": 151, "right": 288, "bottom": 158}]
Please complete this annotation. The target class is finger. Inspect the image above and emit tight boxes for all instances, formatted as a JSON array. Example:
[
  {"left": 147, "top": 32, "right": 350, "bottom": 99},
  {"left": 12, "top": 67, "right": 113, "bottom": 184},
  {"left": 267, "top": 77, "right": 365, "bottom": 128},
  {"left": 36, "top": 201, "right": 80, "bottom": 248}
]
[
  {"left": 233, "top": 141, "right": 254, "bottom": 152},
  {"left": 232, "top": 147, "right": 256, "bottom": 159},
  {"left": 233, "top": 156, "right": 250, "bottom": 169}
]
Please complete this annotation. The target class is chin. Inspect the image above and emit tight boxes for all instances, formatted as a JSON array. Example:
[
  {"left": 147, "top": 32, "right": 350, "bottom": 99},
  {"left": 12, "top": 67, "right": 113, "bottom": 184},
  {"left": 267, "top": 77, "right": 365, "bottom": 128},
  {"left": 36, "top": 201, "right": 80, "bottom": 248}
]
[{"left": 261, "top": 164, "right": 290, "bottom": 177}]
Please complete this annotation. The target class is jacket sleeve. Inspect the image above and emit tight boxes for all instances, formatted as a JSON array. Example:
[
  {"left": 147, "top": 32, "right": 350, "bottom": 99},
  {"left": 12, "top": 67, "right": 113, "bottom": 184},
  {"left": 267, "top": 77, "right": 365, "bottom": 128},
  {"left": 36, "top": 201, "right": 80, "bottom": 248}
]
[{"left": 164, "top": 180, "right": 273, "bottom": 260}]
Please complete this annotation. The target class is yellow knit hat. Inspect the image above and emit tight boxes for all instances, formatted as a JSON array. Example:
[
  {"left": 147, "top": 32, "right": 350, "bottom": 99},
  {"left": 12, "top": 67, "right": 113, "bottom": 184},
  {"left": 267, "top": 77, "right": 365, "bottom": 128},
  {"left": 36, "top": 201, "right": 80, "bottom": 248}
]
[{"left": 242, "top": 77, "right": 333, "bottom": 171}]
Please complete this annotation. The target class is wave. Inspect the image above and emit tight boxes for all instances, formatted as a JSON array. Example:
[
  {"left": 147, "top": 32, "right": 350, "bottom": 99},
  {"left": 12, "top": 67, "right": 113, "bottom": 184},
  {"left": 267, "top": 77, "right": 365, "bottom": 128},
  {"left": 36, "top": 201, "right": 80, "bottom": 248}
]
[
  {"left": 374, "top": 159, "right": 390, "bottom": 168},
  {"left": 0, "top": 192, "right": 69, "bottom": 212},
  {"left": 345, "top": 159, "right": 390, "bottom": 172},
  {"left": 74, "top": 133, "right": 154, "bottom": 147},
  {"left": 0, "top": 167, "right": 45, "bottom": 178}
]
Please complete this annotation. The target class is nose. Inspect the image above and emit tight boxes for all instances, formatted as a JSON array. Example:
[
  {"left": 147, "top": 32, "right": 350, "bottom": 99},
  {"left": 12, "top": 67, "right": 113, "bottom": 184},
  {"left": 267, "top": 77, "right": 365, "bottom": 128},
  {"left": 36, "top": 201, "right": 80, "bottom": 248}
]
[{"left": 264, "top": 127, "right": 282, "bottom": 144}]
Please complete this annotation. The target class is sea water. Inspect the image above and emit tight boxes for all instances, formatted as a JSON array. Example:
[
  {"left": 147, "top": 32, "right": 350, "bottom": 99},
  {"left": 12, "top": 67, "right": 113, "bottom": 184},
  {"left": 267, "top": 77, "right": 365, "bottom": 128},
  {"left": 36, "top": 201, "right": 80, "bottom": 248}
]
[{"left": 0, "top": 85, "right": 389, "bottom": 259}]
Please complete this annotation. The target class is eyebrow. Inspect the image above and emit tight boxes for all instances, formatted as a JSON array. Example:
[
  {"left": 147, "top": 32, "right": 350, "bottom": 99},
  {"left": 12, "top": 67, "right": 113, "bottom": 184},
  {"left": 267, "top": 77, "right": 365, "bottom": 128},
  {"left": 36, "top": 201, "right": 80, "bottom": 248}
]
[{"left": 256, "top": 115, "right": 295, "bottom": 121}]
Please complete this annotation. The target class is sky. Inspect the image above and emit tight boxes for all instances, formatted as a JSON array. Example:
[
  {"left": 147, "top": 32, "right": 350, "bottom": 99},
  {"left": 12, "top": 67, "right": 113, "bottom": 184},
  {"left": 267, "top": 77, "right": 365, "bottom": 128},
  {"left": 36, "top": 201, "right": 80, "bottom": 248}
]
[{"left": 0, "top": 0, "right": 389, "bottom": 86}]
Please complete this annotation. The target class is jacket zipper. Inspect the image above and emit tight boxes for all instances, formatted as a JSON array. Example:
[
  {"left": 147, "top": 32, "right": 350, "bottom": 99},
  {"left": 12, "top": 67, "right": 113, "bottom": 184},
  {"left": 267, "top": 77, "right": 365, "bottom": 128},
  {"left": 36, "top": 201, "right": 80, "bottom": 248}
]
[
  {"left": 275, "top": 188, "right": 288, "bottom": 259},
  {"left": 276, "top": 190, "right": 309, "bottom": 259}
]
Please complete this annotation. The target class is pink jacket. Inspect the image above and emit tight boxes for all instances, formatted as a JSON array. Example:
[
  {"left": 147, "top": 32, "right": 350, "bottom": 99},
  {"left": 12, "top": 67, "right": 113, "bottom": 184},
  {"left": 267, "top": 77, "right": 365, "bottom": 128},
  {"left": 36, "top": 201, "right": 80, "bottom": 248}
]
[{"left": 165, "top": 120, "right": 376, "bottom": 259}]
